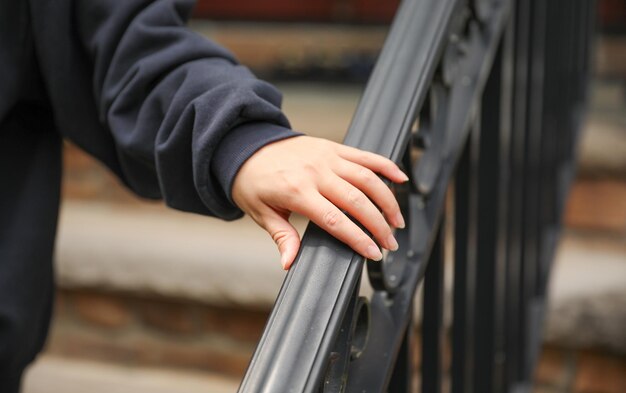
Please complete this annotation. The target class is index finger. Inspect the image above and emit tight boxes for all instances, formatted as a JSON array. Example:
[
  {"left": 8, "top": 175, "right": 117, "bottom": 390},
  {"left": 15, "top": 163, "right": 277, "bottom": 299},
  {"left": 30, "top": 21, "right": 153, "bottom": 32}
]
[
  {"left": 287, "top": 192, "right": 383, "bottom": 261},
  {"left": 335, "top": 145, "right": 408, "bottom": 184}
]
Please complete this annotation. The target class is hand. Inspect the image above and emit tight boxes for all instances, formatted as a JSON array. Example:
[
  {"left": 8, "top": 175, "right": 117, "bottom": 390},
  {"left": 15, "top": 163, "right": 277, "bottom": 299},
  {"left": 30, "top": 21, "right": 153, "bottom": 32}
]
[{"left": 231, "top": 135, "right": 408, "bottom": 270}]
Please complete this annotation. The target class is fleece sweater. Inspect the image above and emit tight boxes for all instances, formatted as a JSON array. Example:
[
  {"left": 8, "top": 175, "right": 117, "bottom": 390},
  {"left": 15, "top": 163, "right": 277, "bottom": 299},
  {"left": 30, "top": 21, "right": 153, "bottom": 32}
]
[{"left": 0, "top": 0, "right": 299, "bottom": 386}]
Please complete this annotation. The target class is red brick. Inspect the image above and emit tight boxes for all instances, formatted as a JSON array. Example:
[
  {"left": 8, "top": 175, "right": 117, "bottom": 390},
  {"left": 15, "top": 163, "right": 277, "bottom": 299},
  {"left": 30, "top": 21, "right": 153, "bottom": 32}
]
[
  {"left": 62, "top": 142, "right": 145, "bottom": 204},
  {"left": 535, "top": 346, "right": 571, "bottom": 389},
  {"left": 54, "top": 291, "right": 69, "bottom": 316},
  {"left": 138, "top": 300, "right": 199, "bottom": 335},
  {"left": 533, "top": 388, "right": 562, "bottom": 393},
  {"left": 573, "top": 350, "right": 626, "bottom": 393},
  {"left": 48, "top": 328, "right": 140, "bottom": 364},
  {"left": 565, "top": 180, "right": 626, "bottom": 233},
  {"left": 137, "top": 341, "right": 251, "bottom": 377},
  {"left": 73, "top": 292, "right": 132, "bottom": 329},
  {"left": 46, "top": 319, "right": 253, "bottom": 377},
  {"left": 204, "top": 307, "right": 268, "bottom": 343}
]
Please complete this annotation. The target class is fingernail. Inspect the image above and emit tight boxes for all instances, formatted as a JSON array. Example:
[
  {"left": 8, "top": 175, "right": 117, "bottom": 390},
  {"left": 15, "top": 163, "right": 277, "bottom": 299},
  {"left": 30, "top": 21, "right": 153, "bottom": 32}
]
[
  {"left": 395, "top": 212, "right": 406, "bottom": 229},
  {"left": 367, "top": 244, "right": 383, "bottom": 261},
  {"left": 398, "top": 170, "right": 409, "bottom": 182},
  {"left": 387, "top": 234, "right": 399, "bottom": 251},
  {"left": 280, "top": 254, "right": 289, "bottom": 270}
]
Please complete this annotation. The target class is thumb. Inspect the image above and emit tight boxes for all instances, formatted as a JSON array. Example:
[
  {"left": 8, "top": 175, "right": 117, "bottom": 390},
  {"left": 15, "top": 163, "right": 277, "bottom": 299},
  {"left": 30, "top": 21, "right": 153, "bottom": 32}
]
[{"left": 262, "top": 211, "right": 301, "bottom": 270}]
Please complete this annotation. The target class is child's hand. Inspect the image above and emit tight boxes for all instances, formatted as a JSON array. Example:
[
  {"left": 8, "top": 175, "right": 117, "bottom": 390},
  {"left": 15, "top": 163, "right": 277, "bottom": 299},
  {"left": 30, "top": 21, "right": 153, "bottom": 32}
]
[{"left": 232, "top": 136, "right": 408, "bottom": 270}]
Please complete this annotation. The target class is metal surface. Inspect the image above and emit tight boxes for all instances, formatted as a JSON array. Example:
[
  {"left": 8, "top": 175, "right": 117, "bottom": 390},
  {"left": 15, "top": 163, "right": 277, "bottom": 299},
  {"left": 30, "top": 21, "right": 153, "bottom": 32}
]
[
  {"left": 451, "top": 125, "right": 478, "bottom": 393},
  {"left": 238, "top": 1, "right": 594, "bottom": 392},
  {"left": 421, "top": 220, "right": 445, "bottom": 393}
]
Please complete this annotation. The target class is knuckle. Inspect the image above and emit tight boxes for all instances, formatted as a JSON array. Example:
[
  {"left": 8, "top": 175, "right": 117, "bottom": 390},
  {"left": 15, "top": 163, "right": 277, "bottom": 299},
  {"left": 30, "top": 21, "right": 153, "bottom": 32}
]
[
  {"left": 347, "top": 188, "right": 363, "bottom": 207},
  {"left": 302, "top": 162, "right": 319, "bottom": 176},
  {"left": 357, "top": 152, "right": 371, "bottom": 163},
  {"left": 278, "top": 185, "right": 306, "bottom": 209},
  {"left": 355, "top": 236, "right": 374, "bottom": 251},
  {"left": 280, "top": 173, "right": 305, "bottom": 196},
  {"left": 359, "top": 168, "right": 376, "bottom": 184},
  {"left": 271, "top": 229, "right": 291, "bottom": 246},
  {"left": 371, "top": 216, "right": 391, "bottom": 237},
  {"left": 381, "top": 189, "right": 398, "bottom": 210},
  {"left": 322, "top": 209, "right": 342, "bottom": 228},
  {"left": 281, "top": 192, "right": 302, "bottom": 209}
]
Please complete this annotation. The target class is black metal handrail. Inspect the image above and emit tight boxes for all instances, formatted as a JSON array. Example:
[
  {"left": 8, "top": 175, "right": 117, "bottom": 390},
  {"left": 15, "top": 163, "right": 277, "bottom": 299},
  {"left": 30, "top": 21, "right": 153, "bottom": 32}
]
[{"left": 238, "top": 0, "right": 594, "bottom": 392}]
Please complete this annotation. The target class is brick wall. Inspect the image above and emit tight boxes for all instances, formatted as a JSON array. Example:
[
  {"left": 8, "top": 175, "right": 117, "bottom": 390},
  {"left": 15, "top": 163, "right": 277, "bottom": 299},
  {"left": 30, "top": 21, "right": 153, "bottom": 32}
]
[
  {"left": 47, "top": 289, "right": 269, "bottom": 378},
  {"left": 45, "top": 289, "right": 626, "bottom": 392}
]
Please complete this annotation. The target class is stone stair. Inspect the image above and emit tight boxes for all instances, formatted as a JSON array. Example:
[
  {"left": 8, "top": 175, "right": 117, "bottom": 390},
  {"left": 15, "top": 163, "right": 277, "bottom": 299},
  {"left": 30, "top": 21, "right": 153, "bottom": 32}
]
[{"left": 23, "top": 356, "right": 238, "bottom": 393}]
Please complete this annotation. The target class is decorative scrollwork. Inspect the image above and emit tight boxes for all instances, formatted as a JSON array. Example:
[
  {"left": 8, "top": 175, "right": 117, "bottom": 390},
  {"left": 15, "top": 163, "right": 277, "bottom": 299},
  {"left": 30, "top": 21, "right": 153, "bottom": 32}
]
[
  {"left": 472, "top": 0, "right": 497, "bottom": 22},
  {"left": 413, "top": 83, "right": 448, "bottom": 196},
  {"left": 367, "top": 181, "right": 413, "bottom": 293},
  {"left": 443, "top": 6, "right": 472, "bottom": 86}
]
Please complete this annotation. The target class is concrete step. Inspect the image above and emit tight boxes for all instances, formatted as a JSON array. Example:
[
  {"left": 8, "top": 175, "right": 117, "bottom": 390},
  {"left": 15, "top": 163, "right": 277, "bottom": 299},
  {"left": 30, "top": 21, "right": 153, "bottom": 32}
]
[
  {"left": 544, "top": 232, "right": 626, "bottom": 353},
  {"left": 55, "top": 200, "right": 299, "bottom": 307},
  {"left": 54, "top": 199, "right": 626, "bottom": 355},
  {"left": 23, "top": 355, "right": 238, "bottom": 393},
  {"left": 23, "top": 345, "right": 626, "bottom": 393}
]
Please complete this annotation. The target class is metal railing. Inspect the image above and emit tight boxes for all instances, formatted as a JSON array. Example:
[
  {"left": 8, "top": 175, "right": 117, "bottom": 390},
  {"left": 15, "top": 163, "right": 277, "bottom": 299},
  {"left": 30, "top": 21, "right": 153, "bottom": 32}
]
[{"left": 238, "top": 0, "right": 594, "bottom": 391}]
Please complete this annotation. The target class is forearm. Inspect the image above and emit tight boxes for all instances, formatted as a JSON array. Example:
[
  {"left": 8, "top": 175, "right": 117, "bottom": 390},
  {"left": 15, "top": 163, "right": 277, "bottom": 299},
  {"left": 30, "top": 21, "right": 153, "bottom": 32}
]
[{"left": 31, "top": 0, "right": 299, "bottom": 218}]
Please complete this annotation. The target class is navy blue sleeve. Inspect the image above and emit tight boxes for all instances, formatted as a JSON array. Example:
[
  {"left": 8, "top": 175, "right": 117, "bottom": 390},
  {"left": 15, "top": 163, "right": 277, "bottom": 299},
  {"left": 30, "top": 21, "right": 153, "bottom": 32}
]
[{"left": 30, "top": 0, "right": 301, "bottom": 219}]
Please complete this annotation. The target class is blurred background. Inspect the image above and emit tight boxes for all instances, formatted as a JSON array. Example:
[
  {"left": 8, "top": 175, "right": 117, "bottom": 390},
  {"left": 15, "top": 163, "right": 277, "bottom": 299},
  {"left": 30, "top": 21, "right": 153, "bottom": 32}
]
[{"left": 22, "top": 1, "right": 625, "bottom": 392}]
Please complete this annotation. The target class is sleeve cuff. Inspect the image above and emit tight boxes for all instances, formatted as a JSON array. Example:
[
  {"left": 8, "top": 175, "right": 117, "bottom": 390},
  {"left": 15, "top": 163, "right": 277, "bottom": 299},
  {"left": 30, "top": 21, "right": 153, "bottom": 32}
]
[{"left": 211, "top": 121, "right": 303, "bottom": 207}]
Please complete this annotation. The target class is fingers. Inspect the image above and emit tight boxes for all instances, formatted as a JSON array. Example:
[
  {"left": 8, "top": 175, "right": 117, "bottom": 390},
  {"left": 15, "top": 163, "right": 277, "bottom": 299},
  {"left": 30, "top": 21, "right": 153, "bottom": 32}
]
[
  {"left": 334, "top": 161, "right": 405, "bottom": 229},
  {"left": 236, "top": 137, "right": 408, "bottom": 267},
  {"left": 336, "top": 145, "right": 409, "bottom": 184},
  {"left": 320, "top": 176, "right": 398, "bottom": 252},
  {"left": 288, "top": 193, "right": 383, "bottom": 261},
  {"left": 260, "top": 210, "right": 301, "bottom": 270}
]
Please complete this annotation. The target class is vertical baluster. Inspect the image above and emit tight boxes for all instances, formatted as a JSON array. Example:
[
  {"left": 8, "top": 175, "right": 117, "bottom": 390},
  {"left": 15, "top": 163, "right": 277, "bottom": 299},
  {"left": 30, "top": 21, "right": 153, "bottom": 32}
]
[
  {"left": 551, "top": 5, "right": 571, "bottom": 225},
  {"left": 575, "top": 0, "right": 588, "bottom": 107},
  {"left": 520, "top": 0, "right": 547, "bottom": 382},
  {"left": 388, "top": 315, "right": 414, "bottom": 392},
  {"left": 473, "top": 49, "right": 499, "bottom": 393},
  {"left": 505, "top": 0, "right": 531, "bottom": 389},
  {"left": 497, "top": 18, "right": 516, "bottom": 391},
  {"left": 422, "top": 218, "right": 446, "bottom": 393},
  {"left": 582, "top": 0, "right": 596, "bottom": 104},
  {"left": 537, "top": 0, "right": 559, "bottom": 294},
  {"left": 451, "top": 108, "right": 480, "bottom": 393},
  {"left": 561, "top": 0, "right": 577, "bottom": 169},
  {"left": 472, "top": 24, "right": 513, "bottom": 392}
]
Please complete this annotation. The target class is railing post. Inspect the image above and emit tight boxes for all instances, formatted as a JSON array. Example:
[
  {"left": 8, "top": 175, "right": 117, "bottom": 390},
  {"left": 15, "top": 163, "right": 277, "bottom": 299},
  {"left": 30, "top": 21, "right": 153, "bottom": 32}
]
[
  {"left": 472, "top": 33, "right": 511, "bottom": 393},
  {"left": 451, "top": 110, "right": 479, "bottom": 393},
  {"left": 388, "top": 313, "right": 414, "bottom": 392},
  {"left": 521, "top": 0, "right": 548, "bottom": 383},
  {"left": 505, "top": 0, "right": 531, "bottom": 389},
  {"left": 422, "top": 218, "right": 446, "bottom": 393}
]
